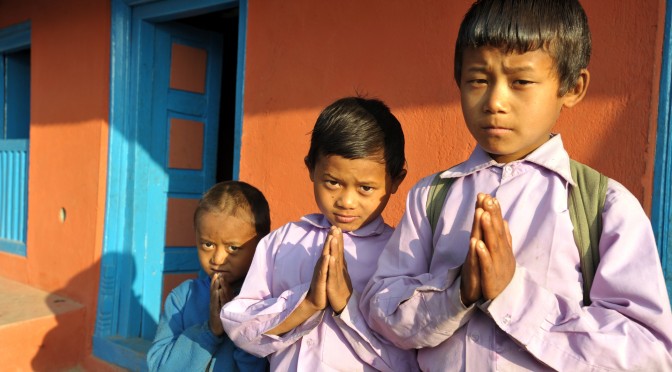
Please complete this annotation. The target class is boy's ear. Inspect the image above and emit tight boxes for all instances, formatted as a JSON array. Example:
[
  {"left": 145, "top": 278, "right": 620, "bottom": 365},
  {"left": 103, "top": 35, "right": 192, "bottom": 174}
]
[
  {"left": 562, "top": 68, "right": 590, "bottom": 108},
  {"left": 305, "top": 156, "right": 315, "bottom": 182},
  {"left": 390, "top": 167, "right": 408, "bottom": 194}
]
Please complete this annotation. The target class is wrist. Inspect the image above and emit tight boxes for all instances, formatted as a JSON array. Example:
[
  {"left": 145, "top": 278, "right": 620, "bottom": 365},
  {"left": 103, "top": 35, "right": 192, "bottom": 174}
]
[{"left": 300, "top": 298, "right": 323, "bottom": 315}]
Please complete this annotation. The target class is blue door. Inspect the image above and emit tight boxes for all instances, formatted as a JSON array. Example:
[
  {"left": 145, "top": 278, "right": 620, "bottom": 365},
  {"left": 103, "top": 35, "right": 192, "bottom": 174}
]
[
  {"left": 653, "top": 1, "right": 672, "bottom": 303},
  {"left": 138, "top": 21, "right": 224, "bottom": 338},
  {"left": 95, "top": 1, "right": 245, "bottom": 368}
]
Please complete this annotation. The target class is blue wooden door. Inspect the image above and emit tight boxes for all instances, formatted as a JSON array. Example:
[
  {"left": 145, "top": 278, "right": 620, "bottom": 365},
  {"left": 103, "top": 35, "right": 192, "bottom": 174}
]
[
  {"left": 96, "top": 2, "right": 244, "bottom": 368},
  {"left": 138, "top": 22, "right": 223, "bottom": 339},
  {"left": 653, "top": 0, "right": 672, "bottom": 304}
]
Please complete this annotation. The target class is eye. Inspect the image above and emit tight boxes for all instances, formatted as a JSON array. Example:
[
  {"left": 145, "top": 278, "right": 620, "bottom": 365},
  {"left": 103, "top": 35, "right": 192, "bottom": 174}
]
[
  {"left": 359, "top": 185, "right": 375, "bottom": 194},
  {"left": 226, "top": 246, "right": 240, "bottom": 254},
  {"left": 513, "top": 79, "right": 534, "bottom": 87},
  {"left": 465, "top": 78, "right": 487, "bottom": 87},
  {"left": 325, "top": 180, "right": 340, "bottom": 189},
  {"left": 200, "top": 241, "right": 215, "bottom": 251}
]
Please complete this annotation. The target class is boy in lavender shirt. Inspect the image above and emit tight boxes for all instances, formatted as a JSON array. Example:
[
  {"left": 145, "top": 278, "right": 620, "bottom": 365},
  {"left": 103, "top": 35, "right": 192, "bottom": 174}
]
[
  {"left": 221, "top": 97, "right": 418, "bottom": 371},
  {"left": 361, "top": 0, "right": 672, "bottom": 371}
]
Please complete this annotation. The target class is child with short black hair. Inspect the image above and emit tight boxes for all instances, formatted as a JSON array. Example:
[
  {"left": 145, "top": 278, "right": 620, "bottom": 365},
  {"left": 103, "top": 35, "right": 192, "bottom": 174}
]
[
  {"left": 221, "top": 97, "right": 418, "bottom": 371},
  {"left": 147, "top": 181, "right": 270, "bottom": 371},
  {"left": 361, "top": 0, "right": 672, "bottom": 370}
]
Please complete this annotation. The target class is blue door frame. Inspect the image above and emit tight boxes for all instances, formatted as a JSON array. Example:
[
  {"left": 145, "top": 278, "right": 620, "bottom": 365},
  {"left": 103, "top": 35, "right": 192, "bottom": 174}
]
[
  {"left": 653, "top": 1, "right": 672, "bottom": 303},
  {"left": 95, "top": 0, "right": 247, "bottom": 369}
]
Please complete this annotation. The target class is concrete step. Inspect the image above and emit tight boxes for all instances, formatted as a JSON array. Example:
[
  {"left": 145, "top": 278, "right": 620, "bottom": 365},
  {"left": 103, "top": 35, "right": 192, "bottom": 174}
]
[{"left": 0, "top": 276, "right": 87, "bottom": 371}]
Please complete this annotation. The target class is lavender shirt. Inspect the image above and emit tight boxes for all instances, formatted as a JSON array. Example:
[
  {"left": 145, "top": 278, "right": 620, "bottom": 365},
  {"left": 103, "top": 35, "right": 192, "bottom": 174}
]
[
  {"left": 361, "top": 135, "right": 672, "bottom": 371},
  {"left": 221, "top": 214, "right": 419, "bottom": 372}
]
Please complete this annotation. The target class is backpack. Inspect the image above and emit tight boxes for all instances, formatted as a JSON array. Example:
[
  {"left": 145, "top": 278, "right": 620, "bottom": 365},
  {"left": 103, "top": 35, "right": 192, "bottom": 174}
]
[{"left": 426, "top": 159, "right": 608, "bottom": 306}]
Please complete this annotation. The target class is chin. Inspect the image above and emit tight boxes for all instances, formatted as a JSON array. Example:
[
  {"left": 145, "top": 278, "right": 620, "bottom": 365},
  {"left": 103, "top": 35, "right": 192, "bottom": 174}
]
[{"left": 337, "top": 222, "right": 364, "bottom": 232}]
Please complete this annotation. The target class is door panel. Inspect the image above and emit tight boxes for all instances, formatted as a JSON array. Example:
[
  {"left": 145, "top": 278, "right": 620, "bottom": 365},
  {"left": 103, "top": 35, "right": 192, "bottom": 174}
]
[{"left": 141, "top": 22, "right": 223, "bottom": 338}]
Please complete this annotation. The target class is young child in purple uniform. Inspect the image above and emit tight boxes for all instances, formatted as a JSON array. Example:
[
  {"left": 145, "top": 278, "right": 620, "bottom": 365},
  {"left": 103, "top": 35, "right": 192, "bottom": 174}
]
[
  {"left": 221, "top": 97, "right": 419, "bottom": 371},
  {"left": 361, "top": 0, "right": 672, "bottom": 370}
]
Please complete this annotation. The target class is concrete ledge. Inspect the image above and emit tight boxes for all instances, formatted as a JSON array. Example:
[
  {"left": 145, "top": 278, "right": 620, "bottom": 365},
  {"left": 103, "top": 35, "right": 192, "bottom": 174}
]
[{"left": 0, "top": 276, "right": 87, "bottom": 370}]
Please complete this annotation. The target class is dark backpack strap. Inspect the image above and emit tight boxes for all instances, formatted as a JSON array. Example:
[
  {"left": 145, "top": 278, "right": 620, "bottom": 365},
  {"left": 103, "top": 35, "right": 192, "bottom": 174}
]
[
  {"left": 426, "top": 172, "right": 455, "bottom": 236},
  {"left": 568, "top": 159, "right": 609, "bottom": 306}
]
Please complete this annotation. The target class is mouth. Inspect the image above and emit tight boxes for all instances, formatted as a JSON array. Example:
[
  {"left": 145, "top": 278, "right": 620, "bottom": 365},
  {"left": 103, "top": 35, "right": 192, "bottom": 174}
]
[
  {"left": 481, "top": 125, "right": 512, "bottom": 136},
  {"left": 334, "top": 214, "right": 358, "bottom": 224}
]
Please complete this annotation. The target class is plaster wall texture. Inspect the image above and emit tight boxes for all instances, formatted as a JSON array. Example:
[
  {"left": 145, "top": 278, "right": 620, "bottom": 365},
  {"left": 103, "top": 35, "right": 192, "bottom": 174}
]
[{"left": 239, "top": 0, "right": 664, "bottom": 229}]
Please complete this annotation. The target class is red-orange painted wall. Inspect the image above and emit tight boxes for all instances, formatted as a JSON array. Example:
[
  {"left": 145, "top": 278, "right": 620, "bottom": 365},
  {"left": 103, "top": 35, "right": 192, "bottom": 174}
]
[
  {"left": 0, "top": 0, "right": 665, "bottom": 369},
  {"left": 240, "top": 0, "right": 665, "bottom": 230},
  {"left": 0, "top": 0, "right": 110, "bottom": 365}
]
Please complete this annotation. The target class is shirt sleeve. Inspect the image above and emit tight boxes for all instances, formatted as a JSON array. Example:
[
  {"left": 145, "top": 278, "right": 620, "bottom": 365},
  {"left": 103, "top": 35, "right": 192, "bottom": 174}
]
[
  {"left": 360, "top": 176, "right": 477, "bottom": 350},
  {"left": 221, "top": 231, "right": 324, "bottom": 358},
  {"left": 334, "top": 290, "right": 420, "bottom": 372},
  {"left": 483, "top": 179, "right": 672, "bottom": 371},
  {"left": 147, "top": 285, "right": 224, "bottom": 371}
]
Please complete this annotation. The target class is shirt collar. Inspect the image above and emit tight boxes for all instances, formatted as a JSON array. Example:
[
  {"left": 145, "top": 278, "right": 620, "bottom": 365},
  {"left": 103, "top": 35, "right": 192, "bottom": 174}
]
[
  {"left": 440, "top": 134, "right": 575, "bottom": 186},
  {"left": 300, "top": 213, "right": 387, "bottom": 237}
]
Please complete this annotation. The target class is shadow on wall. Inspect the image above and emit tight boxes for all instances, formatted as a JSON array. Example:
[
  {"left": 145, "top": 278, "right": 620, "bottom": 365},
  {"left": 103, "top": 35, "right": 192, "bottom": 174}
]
[{"left": 32, "top": 252, "right": 148, "bottom": 371}]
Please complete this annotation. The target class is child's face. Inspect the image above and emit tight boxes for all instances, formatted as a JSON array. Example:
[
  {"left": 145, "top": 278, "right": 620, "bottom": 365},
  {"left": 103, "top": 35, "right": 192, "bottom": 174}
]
[
  {"left": 309, "top": 153, "right": 403, "bottom": 232},
  {"left": 459, "top": 46, "right": 584, "bottom": 163},
  {"left": 195, "top": 211, "right": 258, "bottom": 284}
]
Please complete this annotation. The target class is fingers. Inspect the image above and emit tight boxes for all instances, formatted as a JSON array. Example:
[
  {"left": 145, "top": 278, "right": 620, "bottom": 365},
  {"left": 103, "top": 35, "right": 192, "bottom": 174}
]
[
  {"left": 460, "top": 238, "right": 482, "bottom": 306},
  {"left": 475, "top": 193, "right": 487, "bottom": 209},
  {"left": 208, "top": 277, "right": 225, "bottom": 336},
  {"left": 480, "top": 196, "right": 509, "bottom": 256},
  {"left": 211, "top": 272, "right": 221, "bottom": 288},
  {"left": 328, "top": 227, "right": 346, "bottom": 267},
  {"left": 471, "top": 207, "right": 484, "bottom": 241},
  {"left": 471, "top": 193, "right": 488, "bottom": 241},
  {"left": 210, "top": 273, "right": 224, "bottom": 310},
  {"left": 476, "top": 196, "right": 516, "bottom": 300},
  {"left": 485, "top": 197, "right": 506, "bottom": 241},
  {"left": 315, "top": 254, "right": 329, "bottom": 284},
  {"left": 503, "top": 219, "right": 512, "bottom": 247},
  {"left": 474, "top": 239, "right": 492, "bottom": 275},
  {"left": 322, "top": 234, "right": 332, "bottom": 257}
]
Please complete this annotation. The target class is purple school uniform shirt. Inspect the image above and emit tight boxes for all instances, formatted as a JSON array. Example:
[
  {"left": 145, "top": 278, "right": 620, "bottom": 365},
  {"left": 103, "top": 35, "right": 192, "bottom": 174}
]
[
  {"left": 361, "top": 135, "right": 672, "bottom": 371},
  {"left": 220, "top": 214, "right": 419, "bottom": 372}
]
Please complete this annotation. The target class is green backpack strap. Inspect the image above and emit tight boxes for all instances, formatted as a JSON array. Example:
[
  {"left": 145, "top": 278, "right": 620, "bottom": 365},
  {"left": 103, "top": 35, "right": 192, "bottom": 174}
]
[
  {"left": 426, "top": 172, "right": 455, "bottom": 236},
  {"left": 568, "top": 159, "right": 609, "bottom": 306}
]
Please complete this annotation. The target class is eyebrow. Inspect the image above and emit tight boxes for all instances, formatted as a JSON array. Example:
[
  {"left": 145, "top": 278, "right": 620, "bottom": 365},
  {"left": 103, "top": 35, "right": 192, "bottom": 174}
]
[
  {"left": 197, "top": 235, "right": 241, "bottom": 245},
  {"left": 322, "top": 172, "right": 381, "bottom": 186},
  {"left": 464, "top": 65, "right": 536, "bottom": 74},
  {"left": 502, "top": 65, "right": 535, "bottom": 74}
]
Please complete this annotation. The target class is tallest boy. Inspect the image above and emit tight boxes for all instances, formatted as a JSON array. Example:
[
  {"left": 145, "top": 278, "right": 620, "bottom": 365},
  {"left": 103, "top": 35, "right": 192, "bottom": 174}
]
[{"left": 361, "top": 0, "right": 672, "bottom": 370}]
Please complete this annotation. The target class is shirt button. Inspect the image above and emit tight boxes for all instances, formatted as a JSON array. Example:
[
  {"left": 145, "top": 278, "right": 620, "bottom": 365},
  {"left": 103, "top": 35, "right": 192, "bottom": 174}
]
[
  {"left": 502, "top": 314, "right": 511, "bottom": 325},
  {"left": 306, "top": 339, "right": 314, "bottom": 346},
  {"left": 469, "top": 333, "right": 480, "bottom": 342}
]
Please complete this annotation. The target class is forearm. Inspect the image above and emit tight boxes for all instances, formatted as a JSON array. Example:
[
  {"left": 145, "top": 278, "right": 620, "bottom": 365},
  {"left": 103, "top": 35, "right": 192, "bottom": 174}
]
[
  {"left": 221, "top": 284, "right": 324, "bottom": 357},
  {"left": 265, "top": 298, "right": 321, "bottom": 335},
  {"left": 363, "top": 274, "right": 476, "bottom": 349},
  {"left": 335, "top": 292, "right": 419, "bottom": 372},
  {"left": 487, "top": 266, "right": 672, "bottom": 371}
]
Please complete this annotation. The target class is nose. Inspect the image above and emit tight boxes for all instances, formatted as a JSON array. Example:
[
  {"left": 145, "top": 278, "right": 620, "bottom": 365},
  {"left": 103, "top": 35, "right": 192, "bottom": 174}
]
[
  {"left": 211, "top": 246, "right": 228, "bottom": 265},
  {"left": 335, "top": 188, "right": 356, "bottom": 209},
  {"left": 482, "top": 82, "right": 508, "bottom": 114}
]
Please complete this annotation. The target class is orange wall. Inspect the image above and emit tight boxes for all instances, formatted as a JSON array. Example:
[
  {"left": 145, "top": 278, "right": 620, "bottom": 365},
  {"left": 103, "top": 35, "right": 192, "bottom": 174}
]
[
  {"left": 0, "top": 0, "right": 110, "bottom": 359},
  {"left": 240, "top": 0, "right": 665, "bottom": 229}
]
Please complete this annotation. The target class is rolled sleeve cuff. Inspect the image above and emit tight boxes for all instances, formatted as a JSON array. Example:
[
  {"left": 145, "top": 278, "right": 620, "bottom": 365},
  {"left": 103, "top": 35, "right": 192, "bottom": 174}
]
[{"left": 483, "top": 266, "right": 555, "bottom": 346}]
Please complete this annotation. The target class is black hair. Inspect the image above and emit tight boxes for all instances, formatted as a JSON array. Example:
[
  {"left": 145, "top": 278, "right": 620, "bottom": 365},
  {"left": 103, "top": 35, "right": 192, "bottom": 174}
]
[
  {"left": 194, "top": 181, "right": 271, "bottom": 237},
  {"left": 454, "top": 0, "right": 591, "bottom": 95},
  {"left": 305, "top": 97, "right": 406, "bottom": 179}
]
